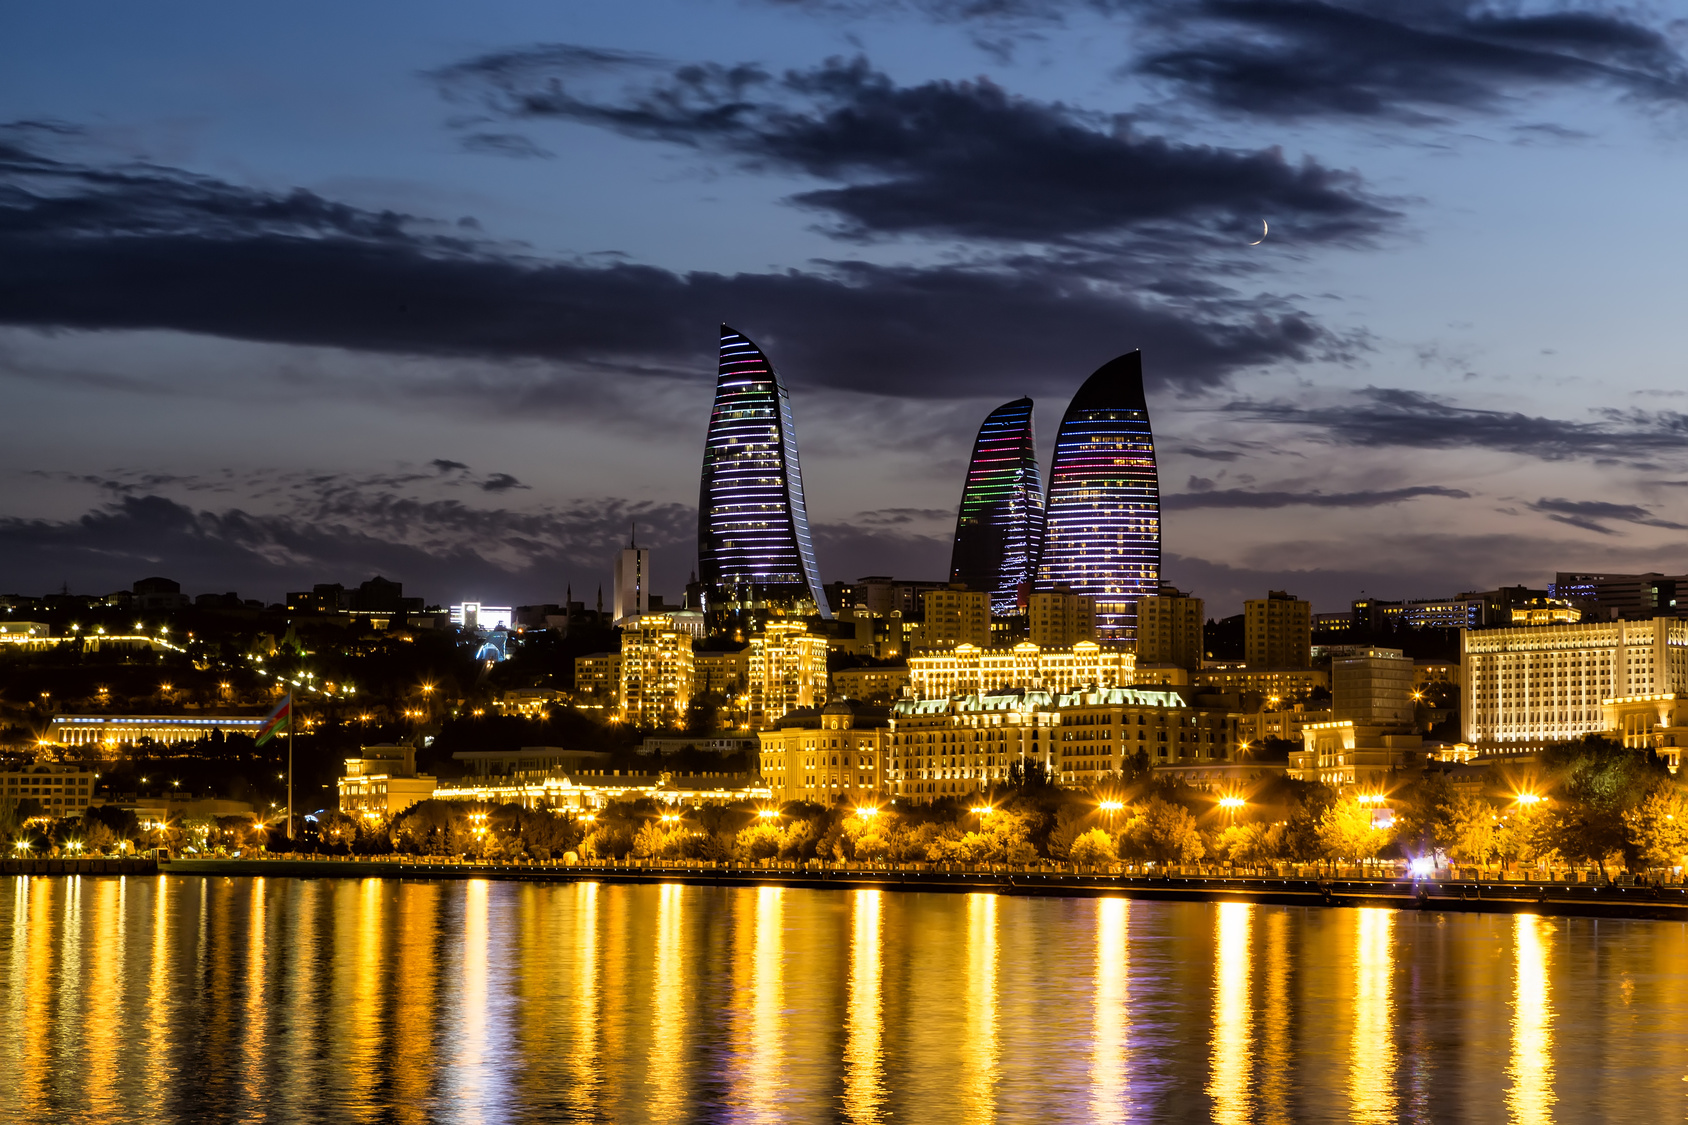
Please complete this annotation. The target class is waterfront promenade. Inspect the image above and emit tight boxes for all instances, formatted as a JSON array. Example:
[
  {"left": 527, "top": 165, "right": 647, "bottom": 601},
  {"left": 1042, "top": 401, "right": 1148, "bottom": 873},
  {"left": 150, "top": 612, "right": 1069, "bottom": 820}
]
[{"left": 28, "top": 853, "right": 1668, "bottom": 921}]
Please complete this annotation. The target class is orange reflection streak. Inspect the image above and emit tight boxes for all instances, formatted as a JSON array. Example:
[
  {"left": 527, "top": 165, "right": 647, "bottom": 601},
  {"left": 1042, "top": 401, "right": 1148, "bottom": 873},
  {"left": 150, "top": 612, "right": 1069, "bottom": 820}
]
[
  {"left": 567, "top": 881, "right": 602, "bottom": 1118},
  {"left": 1089, "top": 897, "right": 1130, "bottom": 1123},
  {"left": 240, "top": 878, "right": 268, "bottom": 1114},
  {"left": 17, "top": 878, "right": 55, "bottom": 1117},
  {"left": 645, "top": 883, "right": 687, "bottom": 1118},
  {"left": 843, "top": 889, "right": 886, "bottom": 1124},
  {"left": 85, "top": 878, "right": 122, "bottom": 1121},
  {"left": 965, "top": 892, "right": 1000, "bottom": 1124},
  {"left": 392, "top": 883, "right": 440, "bottom": 1125},
  {"left": 1507, "top": 915, "right": 1555, "bottom": 1124},
  {"left": 343, "top": 878, "right": 384, "bottom": 1120},
  {"left": 1348, "top": 909, "right": 1396, "bottom": 1124},
  {"left": 1258, "top": 909, "right": 1291, "bottom": 1125},
  {"left": 453, "top": 879, "right": 492, "bottom": 1124},
  {"left": 737, "top": 884, "right": 785, "bottom": 1123},
  {"left": 57, "top": 876, "right": 84, "bottom": 1113},
  {"left": 1207, "top": 902, "right": 1254, "bottom": 1125},
  {"left": 144, "top": 875, "right": 171, "bottom": 1119}
]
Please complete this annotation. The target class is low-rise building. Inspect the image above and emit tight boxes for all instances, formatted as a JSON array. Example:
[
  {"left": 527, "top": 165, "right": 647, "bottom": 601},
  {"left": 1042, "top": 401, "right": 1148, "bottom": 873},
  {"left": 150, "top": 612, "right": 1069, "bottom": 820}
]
[
  {"left": 48, "top": 714, "right": 267, "bottom": 748},
  {"left": 2, "top": 762, "right": 99, "bottom": 817},
  {"left": 1290, "top": 721, "right": 1424, "bottom": 789},
  {"left": 641, "top": 735, "right": 759, "bottom": 757},
  {"left": 1240, "top": 705, "right": 1334, "bottom": 747},
  {"left": 907, "top": 641, "right": 1135, "bottom": 699},
  {"left": 888, "top": 690, "right": 1056, "bottom": 801},
  {"left": 573, "top": 652, "right": 622, "bottom": 707},
  {"left": 1191, "top": 665, "right": 1328, "bottom": 701},
  {"left": 830, "top": 665, "right": 910, "bottom": 703},
  {"left": 337, "top": 744, "right": 437, "bottom": 819},
  {"left": 432, "top": 770, "right": 769, "bottom": 810},
  {"left": 757, "top": 700, "right": 889, "bottom": 805},
  {"left": 496, "top": 688, "right": 562, "bottom": 717}
]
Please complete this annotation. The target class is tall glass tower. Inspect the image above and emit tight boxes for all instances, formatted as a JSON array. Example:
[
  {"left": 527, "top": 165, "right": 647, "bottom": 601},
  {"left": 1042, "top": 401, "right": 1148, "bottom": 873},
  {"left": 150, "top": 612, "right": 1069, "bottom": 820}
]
[
  {"left": 1038, "top": 350, "right": 1160, "bottom": 644},
  {"left": 948, "top": 396, "right": 1045, "bottom": 614},
  {"left": 697, "top": 325, "right": 832, "bottom": 621}
]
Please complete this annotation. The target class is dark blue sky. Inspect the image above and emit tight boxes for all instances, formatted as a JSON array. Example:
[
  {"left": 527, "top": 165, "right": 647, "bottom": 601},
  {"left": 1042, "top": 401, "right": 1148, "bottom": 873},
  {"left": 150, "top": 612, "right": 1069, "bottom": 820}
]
[{"left": 5, "top": 1, "right": 1688, "bottom": 613}]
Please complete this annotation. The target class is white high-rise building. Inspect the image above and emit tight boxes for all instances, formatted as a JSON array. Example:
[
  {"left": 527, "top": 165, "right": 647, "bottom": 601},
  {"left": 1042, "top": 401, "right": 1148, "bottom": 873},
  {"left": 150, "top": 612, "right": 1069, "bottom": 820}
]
[
  {"left": 612, "top": 541, "right": 650, "bottom": 625},
  {"left": 1463, "top": 617, "right": 1688, "bottom": 750}
]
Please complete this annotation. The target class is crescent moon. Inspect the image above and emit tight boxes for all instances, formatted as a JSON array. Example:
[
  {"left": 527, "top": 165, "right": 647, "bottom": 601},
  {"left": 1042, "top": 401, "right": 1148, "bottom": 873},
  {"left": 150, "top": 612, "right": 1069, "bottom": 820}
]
[{"left": 1248, "top": 219, "right": 1268, "bottom": 246}]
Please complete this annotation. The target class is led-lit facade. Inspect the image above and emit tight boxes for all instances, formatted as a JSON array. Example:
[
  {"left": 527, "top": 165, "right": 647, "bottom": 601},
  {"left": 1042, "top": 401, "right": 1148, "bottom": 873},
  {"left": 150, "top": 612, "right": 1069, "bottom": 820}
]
[
  {"left": 949, "top": 396, "right": 1044, "bottom": 614},
  {"left": 697, "top": 325, "right": 832, "bottom": 620},
  {"left": 1038, "top": 351, "right": 1160, "bottom": 645}
]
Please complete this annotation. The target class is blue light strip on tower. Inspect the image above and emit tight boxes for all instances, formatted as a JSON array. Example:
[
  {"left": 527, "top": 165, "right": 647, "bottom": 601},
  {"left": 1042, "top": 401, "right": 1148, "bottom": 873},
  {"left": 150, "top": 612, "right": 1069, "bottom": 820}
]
[
  {"left": 697, "top": 325, "right": 832, "bottom": 618},
  {"left": 1038, "top": 351, "right": 1160, "bottom": 643},
  {"left": 949, "top": 396, "right": 1044, "bottom": 614}
]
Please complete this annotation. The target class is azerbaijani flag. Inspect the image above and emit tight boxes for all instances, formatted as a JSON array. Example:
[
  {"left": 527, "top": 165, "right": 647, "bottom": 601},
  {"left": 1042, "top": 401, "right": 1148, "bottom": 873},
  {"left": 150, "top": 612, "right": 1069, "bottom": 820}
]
[{"left": 255, "top": 694, "right": 292, "bottom": 747}]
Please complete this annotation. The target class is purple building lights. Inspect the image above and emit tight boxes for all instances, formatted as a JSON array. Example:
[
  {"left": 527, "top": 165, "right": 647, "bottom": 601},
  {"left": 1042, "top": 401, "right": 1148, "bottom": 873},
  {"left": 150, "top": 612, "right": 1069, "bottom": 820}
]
[
  {"left": 697, "top": 325, "right": 832, "bottom": 619},
  {"left": 949, "top": 396, "right": 1045, "bottom": 614},
  {"left": 1037, "top": 351, "right": 1160, "bottom": 644}
]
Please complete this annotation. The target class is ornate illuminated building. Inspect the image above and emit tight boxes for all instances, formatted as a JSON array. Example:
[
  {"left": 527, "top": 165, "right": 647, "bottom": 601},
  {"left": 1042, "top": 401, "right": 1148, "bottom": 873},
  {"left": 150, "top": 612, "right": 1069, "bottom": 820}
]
[
  {"left": 949, "top": 396, "right": 1044, "bottom": 614},
  {"left": 1037, "top": 350, "right": 1160, "bottom": 645},
  {"left": 906, "top": 640, "right": 1135, "bottom": 700},
  {"left": 697, "top": 325, "right": 832, "bottom": 626}
]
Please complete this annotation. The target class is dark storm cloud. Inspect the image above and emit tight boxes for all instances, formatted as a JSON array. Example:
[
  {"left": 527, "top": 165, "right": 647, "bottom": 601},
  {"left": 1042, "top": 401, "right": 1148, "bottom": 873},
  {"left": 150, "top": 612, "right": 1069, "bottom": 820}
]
[
  {"left": 1133, "top": 1, "right": 1688, "bottom": 121},
  {"left": 1164, "top": 484, "right": 1468, "bottom": 510},
  {"left": 1225, "top": 387, "right": 1688, "bottom": 461},
  {"left": 0, "top": 492, "right": 697, "bottom": 603},
  {"left": 0, "top": 134, "right": 1337, "bottom": 397},
  {"left": 1528, "top": 497, "right": 1688, "bottom": 535},
  {"left": 433, "top": 50, "right": 1391, "bottom": 245}
]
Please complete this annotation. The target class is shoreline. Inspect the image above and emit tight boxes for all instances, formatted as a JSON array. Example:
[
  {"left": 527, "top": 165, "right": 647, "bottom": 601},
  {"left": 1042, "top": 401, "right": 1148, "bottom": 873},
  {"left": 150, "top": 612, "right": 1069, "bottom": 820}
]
[{"left": 15, "top": 856, "right": 1670, "bottom": 921}]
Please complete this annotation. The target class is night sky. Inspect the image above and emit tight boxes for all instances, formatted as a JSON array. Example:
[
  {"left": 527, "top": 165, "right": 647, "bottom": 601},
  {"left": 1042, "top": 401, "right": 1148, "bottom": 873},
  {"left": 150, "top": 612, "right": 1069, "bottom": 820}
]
[{"left": 5, "top": 1, "right": 1688, "bottom": 613}]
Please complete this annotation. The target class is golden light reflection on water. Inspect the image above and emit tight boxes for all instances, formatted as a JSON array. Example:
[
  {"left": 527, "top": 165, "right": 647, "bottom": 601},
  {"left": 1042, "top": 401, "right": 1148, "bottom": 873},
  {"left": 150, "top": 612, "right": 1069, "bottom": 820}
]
[
  {"left": 1349, "top": 908, "right": 1396, "bottom": 1124},
  {"left": 85, "top": 878, "right": 122, "bottom": 1121},
  {"left": 1089, "top": 897, "right": 1130, "bottom": 1123},
  {"left": 843, "top": 889, "right": 886, "bottom": 1124},
  {"left": 1507, "top": 914, "right": 1555, "bottom": 1124},
  {"left": 965, "top": 892, "right": 1000, "bottom": 1123},
  {"left": 240, "top": 878, "right": 267, "bottom": 1113},
  {"left": 568, "top": 881, "right": 602, "bottom": 1118},
  {"left": 1208, "top": 902, "right": 1254, "bottom": 1124},
  {"left": 647, "top": 882, "right": 687, "bottom": 1118},
  {"left": 1258, "top": 908, "right": 1291, "bottom": 1125},
  {"left": 453, "top": 878, "right": 493, "bottom": 1124},
  {"left": 733, "top": 883, "right": 785, "bottom": 1124},
  {"left": 16, "top": 877, "right": 1688, "bottom": 1122}
]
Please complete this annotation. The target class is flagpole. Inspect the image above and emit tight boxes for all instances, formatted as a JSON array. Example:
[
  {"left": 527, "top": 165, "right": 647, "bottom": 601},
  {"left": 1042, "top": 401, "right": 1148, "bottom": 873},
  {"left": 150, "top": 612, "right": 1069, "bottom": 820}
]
[{"left": 286, "top": 692, "right": 294, "bottom": 840}]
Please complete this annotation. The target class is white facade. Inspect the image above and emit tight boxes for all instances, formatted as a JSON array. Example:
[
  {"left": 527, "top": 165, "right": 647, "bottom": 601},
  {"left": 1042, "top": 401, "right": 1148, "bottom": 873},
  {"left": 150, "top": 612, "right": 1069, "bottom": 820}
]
[
  {"left": 906, "top": 641, "right": 1135, "bottom": 700},
  {"left": 612, "top": 546, "right": 650, "bottom": 625},
  {"left": 1462, "top": 617, "right": 1688, "bottom": 747},
  {"left": 450, "top": 602, "right": 512, "bottom": 631}
]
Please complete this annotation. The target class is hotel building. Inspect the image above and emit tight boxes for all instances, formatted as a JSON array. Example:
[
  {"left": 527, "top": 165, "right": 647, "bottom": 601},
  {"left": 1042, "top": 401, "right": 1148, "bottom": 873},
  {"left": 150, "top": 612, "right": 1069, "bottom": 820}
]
[
  {"left": 618, "top": 617, "right": 695, "bottom": 727},
  {"left": 1462, "top": 617, "right": 1688, "bottom": 751},
  {"left": 757, "top": 700, "right": 889, "bottom": 805},
  {"left": 746, "top": 621, "right": 829, "bottom": 726},
  {"left": 948, "top": 396, "right": 1045, "bottom": 615},
  {"left": 906, "top": 641, "right": 1135, "bottom": 700},
  {"left": 697, "top": 325, "right": 832, "bottom": 623},
  {"left": 1037, "top": 350, "right": 1161, "bottom": 645}
]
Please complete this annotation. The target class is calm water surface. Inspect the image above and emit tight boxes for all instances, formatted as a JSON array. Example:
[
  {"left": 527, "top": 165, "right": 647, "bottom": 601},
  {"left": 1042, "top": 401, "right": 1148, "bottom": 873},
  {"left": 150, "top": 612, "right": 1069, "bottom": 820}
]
[{"left": 1, "top": 875, "right": 1685, "bottom": 1123}]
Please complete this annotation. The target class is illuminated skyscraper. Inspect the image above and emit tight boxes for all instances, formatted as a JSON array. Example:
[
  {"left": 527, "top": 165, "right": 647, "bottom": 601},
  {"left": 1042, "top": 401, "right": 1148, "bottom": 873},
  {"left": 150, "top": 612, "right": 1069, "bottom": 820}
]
[
  {"left": 948, "top": 396, "right": 1045, "bottom": 614},
  {"left": 1038, "top": 350, "right": 1160, "bottom": 644},
  {"left": 698, "top": 325, "right": 832, "bottom": 621}
]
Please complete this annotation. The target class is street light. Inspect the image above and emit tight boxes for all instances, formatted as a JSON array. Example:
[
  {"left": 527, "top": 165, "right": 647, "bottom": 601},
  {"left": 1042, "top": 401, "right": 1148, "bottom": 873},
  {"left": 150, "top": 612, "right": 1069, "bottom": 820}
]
[
  {"left": 756, "top": 808, "right": 779, "bottom": 820},
  {"left": 1218, "top": 796, "right": 1246, "bottom": 811}
]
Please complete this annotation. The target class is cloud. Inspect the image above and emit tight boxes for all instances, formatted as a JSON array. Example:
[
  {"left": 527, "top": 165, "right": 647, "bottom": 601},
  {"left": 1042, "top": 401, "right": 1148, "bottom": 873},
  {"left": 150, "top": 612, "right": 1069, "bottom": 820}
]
[
  {"left": 433, "top": 50, "right": 1392, "bottom": 247},
  {"left": 1164, "top": 484, "right": 1469, "bottom": 510},
  {"left": 431, "top": 459, "right": 470, "bottom": 473},
  {"left": 479, "top": 472, "right": 528, "bottom": 492},
  {"left": 1528, "top": 496, "right": 1688, "bottom": 535},
  {"left": 1134, "top": 0, "right": 1688, "bottom": 121},
  {"left": 1224, "top": 387, "right": 1688, "bottom": 462},
  {"left": 0, "top": 132, "right": 1341, "bottom": 399}
]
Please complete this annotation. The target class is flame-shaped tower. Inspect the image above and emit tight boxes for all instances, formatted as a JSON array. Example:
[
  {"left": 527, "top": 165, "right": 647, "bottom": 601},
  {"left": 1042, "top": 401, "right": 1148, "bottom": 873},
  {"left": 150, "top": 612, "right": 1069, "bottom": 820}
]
[
  {"left": 949, "top": 396, "right": 1045, "bottom": 614},
  {"left": 1037, "top": 350, "right": 1160, "bottom": 643},
  {"left": 697, "top": 325, "right": 832, "bottom": 619}
]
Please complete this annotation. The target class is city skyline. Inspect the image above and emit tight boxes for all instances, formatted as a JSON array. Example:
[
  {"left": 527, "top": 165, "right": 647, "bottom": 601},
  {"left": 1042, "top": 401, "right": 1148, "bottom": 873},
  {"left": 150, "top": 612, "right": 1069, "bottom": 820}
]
[{"left": 8, "top": 4, "right": 1688, "bottom": 611}]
